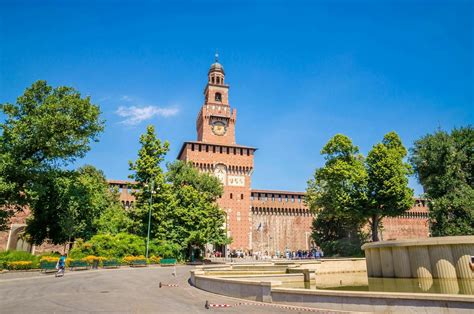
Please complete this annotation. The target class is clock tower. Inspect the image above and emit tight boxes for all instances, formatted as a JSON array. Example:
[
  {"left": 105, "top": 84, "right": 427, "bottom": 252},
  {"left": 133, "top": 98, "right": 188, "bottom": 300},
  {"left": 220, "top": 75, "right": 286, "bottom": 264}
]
[
  {"left": 196, "top": 54, "right": 236, "bottom": 145},
  {"left": 178, "top": 56, "right": 256, "bottom": 251}
]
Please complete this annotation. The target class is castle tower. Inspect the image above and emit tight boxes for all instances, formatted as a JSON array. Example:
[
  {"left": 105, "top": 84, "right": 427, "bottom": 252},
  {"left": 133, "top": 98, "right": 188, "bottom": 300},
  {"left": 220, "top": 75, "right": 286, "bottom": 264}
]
[
  {"left": 178, "top": 56, "right": 256, "bottom": 251},
  {"left": 196, "top": 54, "right": 236, "bottom": 145}
]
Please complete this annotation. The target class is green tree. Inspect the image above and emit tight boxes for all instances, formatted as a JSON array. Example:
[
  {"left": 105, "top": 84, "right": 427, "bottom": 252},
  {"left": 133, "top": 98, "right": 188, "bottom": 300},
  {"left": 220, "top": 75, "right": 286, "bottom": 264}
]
[
  {"left": 95, "top": 202, "right": 133, "bottom": 235},
  {"left": 127, "top": 126, "right": 227, "bottom": 259},
  {"left": 166, "top": 161, "right": 226, "bottom": 258},
  {"left": 25, "top": 165, "right": 116, "bottom": 244},
  {"left": 127, "top": 125, "right": 173, "bottom": 239},
  {"left": 306, "top": 134, "right": 368, "bottom": 256},
  {"left": 410, "top": 126, "right": 474, "bottom": 236},
  {"left": 366, "top": 132, "right": 414, "bottom": 241},
  {"left": 0, "top": 80, "right": 104, "bottom": 231}
]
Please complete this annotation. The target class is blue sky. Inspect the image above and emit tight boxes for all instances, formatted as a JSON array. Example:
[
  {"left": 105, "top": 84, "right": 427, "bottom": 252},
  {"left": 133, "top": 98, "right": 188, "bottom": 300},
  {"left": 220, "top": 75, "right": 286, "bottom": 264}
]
[{"left": 1, "top": 0, "right": 473, "bottom": 196}]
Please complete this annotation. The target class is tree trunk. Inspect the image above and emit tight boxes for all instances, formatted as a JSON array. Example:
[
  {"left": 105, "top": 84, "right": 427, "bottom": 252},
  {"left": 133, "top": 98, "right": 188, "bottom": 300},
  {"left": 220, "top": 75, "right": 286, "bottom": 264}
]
[{"left": 371, "top": 215, "right": 380, "bottom": 242}]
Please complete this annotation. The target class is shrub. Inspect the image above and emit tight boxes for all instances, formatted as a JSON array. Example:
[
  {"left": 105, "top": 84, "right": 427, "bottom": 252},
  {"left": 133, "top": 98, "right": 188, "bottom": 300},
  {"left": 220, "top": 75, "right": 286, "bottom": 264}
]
[
  {"left": 7, "top": 261, "right": 33, "bottom": 270},
  {"left": 149, "top": 240, "right": 181, "bottom": 259},
  {"left": 70, "top": 233, "right": 146, "bottom": 258},
  {"left": 148, "top": 255, "right": 161, "bottom": 264},
  {"left": 40, "top": 256, "right": 59, "bottom": 263},
  {"left": 82, "top": 255, "right": 106, "bottom": 265},
  {"left": 122, "top": 255, "right": 146, "bottom": 265},
  {"left": 0, "top": 251, "right": 40, "bottom": 269}
]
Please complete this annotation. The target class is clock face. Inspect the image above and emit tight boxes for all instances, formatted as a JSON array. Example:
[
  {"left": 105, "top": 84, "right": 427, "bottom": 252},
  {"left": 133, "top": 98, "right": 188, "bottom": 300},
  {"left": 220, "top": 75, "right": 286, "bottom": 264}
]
[{"left": 212, "top": 121, "right": 227, "bottom": 136}]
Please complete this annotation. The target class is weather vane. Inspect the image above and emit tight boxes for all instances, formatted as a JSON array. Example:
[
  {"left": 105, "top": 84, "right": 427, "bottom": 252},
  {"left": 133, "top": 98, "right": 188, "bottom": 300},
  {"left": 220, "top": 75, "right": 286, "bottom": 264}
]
[{"left": 215, "top": 50, "right": 219, "bottom": 62}]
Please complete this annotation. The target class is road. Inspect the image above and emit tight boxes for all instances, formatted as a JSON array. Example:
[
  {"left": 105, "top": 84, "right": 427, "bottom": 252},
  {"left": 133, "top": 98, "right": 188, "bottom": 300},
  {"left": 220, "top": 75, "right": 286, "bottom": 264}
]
[{"left": 0, "top": 265, "right": 340, "bottom": 313}]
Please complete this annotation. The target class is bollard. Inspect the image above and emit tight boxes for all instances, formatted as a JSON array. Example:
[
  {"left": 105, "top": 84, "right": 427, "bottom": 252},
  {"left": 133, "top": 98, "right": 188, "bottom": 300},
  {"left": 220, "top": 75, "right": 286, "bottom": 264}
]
[{"left": 159, "top": 282, "right": 162, "bottom": 288}]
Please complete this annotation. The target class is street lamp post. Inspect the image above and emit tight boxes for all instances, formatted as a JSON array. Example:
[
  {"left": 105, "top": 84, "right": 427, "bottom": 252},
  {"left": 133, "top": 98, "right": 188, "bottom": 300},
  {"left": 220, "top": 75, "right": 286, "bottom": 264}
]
[{"left": 145, "top": 179, "right": 155, "bottom": 259}]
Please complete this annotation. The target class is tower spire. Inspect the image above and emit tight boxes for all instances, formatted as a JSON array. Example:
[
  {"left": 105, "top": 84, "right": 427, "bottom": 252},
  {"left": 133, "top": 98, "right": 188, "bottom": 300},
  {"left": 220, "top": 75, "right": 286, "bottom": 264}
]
[{"left": 215, "top": 51, "right": 219, "bottom": 63}]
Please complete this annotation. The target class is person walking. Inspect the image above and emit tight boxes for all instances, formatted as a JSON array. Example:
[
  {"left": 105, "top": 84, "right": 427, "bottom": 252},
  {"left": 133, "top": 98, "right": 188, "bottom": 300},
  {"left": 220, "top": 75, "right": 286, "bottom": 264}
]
[{"left": 55, "top": 254, "right": 66, "bottom": 277}]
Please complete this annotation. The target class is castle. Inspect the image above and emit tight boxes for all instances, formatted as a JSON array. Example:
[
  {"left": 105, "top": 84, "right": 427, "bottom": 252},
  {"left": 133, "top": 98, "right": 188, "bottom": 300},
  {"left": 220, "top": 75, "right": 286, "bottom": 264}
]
[
  {"left": 0, "top": 58, "right": 430, "bottom": 254},
  {"left": 107, "top": 58, "right": 430, "bottom": 254}
]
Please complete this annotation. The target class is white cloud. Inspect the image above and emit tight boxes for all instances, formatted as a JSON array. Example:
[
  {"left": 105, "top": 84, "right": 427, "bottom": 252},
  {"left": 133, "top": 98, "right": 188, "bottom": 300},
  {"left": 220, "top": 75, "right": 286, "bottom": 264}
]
[
  {"left": 115, "top": 105, "right": 179, "bottom": 125},
  {"left": 120, "top": 95, "right": 132, "bottom": 102}
]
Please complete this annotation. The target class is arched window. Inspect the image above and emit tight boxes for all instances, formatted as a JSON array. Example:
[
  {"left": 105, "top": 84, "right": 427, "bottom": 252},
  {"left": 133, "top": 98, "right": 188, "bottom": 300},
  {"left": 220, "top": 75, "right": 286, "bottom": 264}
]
[
  {"left": 215, "top": 92, "right": 222, "bottom": 102},
  {"left": 211, "top": 77, "right": 215, "bottom": 84}
]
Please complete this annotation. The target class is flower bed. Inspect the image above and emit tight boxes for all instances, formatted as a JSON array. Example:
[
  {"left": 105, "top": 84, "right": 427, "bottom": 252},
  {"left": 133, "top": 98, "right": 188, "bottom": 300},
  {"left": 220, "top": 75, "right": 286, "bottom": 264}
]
[
  {"left": 123, "top": 255, "right": 147, "bottom": 267},
  {"left": 148, "top": 255, "right": 161, "bottom": 265},
  {"left": 6, "top": 261, "right": 33, "bottom": 270}
]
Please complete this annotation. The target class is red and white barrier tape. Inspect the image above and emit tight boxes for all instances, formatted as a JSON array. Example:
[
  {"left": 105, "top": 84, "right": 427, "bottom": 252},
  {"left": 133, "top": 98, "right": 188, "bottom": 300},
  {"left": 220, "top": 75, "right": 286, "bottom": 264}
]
[
  {"left": 205, "top": 301, "right": 232, "bottom": 308},
  {"left": 205, "top": 300, "right": 335, "bottom": 312},
  {"left": 159, "top": 282, "right": 179, "bottom": 288}
]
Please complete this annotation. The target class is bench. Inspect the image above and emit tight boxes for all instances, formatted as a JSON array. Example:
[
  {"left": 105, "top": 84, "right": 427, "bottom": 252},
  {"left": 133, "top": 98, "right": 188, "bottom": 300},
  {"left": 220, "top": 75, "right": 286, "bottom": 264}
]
[
  {"left": 40, "top": 261, "right": 58, "bottom": 273},
  {"left": 103, "top": 259, "right": 120, "bottom": 268},
  {"left": 69, "top": 260, "right": 89, "bottom": 271},
  {"left": 160, "top": 258, "right": 177, "bottom": 267},
  {"left": 130, "top": 259, "right": 147, "bottom": 267}
]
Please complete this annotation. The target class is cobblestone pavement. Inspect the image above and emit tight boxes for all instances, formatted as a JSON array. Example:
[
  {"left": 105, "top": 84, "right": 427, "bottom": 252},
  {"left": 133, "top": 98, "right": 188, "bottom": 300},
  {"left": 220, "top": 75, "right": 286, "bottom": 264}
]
[{"left": 0, "top": 265, "right": 344, "bottom": 313}]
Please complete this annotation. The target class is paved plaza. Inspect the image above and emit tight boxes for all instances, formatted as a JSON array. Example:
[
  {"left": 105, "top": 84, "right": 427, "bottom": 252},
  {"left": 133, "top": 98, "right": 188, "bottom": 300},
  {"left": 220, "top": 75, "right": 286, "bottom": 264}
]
[{"left": 0, "top": 266, "right": 337, "bottom": 313}]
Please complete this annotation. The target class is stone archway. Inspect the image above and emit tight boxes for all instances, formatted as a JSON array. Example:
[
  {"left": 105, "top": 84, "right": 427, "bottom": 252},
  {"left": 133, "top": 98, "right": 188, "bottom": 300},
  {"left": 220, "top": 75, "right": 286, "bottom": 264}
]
[{"left": 7, "top": 224, "right": 32, "bottom": 252}]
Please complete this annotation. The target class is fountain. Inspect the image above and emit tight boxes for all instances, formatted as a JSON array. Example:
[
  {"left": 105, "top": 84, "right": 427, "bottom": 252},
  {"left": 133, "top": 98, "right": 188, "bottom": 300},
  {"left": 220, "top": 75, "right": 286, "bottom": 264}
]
[{"left": 361, "top": 236, "right": 474, "bottom": 294}]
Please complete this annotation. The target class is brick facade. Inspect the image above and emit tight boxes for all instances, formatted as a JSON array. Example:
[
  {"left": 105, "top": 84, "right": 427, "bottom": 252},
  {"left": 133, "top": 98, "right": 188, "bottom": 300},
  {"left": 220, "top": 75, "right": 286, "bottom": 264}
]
[
  {"left": 379, "top": 199, "right": 430, "bottom": 240},
  {"left": 250, "top": 190, "right": 314, "bottom": 253},
  {"left": 0, "top": 207, "right": 65, "bottom": 254},
  {"left": 177, "top": 59, "right": 256, "bottom": 250}
]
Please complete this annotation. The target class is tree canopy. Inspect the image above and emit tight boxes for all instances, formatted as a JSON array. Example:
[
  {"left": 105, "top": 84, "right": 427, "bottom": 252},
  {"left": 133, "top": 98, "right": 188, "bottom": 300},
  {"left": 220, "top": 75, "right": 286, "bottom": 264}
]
[
  {"left": 307, "top": 132, "right": 414, "bottom": 249},
  {"left": 366, "top": 132, "right": 414, "bottom": 241},
  {"left": 0, "top": 80, "right": 104, "bottom": 231},
  {"left": 25, "top": 165, "right": 118, "bottom": 245},
  {"left": 127, "top": 125, "right": 227, "bottom": 259},
  {"left": 306, "top": 134, "right": 368, "bottom": 255},
  {"left": 410, "top": 126, "right": 474, "bottom": 236}
]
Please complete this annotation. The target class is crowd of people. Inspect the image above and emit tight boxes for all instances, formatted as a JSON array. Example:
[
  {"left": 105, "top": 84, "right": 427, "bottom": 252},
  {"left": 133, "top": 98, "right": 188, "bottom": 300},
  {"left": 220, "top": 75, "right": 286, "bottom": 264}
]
[{"left": 209, "top": 247, "right": 324, "bottom": 260}]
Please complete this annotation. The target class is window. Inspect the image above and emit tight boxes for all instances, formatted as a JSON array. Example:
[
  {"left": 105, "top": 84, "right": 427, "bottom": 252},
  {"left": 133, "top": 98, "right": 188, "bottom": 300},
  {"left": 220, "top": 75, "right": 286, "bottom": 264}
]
[
  {"left": 211, "top": 77, "right": 215, "bottom": 84},
  {"left": 241, "top": 194, "right": 244, "bottom": 200},
  {"left": 215, "top": 92, "right": 222, "bottom": 102},
  {"left": 230, "top": 193, "right": 233, "bottom": 199}
]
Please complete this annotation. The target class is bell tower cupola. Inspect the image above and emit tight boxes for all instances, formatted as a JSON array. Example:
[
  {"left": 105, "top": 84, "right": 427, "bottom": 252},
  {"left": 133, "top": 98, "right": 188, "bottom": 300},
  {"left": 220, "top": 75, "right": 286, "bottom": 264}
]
[
  {"left": 208, "top": 53, "right": 225, "bottom": 86},
  {"left": 197, "top": 54, "right": 237, "bottom": 144},
  {"left": 204, "top": 53, "right": 230, "bottom": 106}
]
